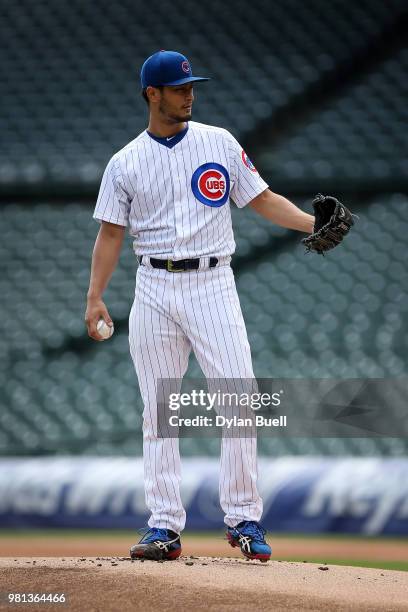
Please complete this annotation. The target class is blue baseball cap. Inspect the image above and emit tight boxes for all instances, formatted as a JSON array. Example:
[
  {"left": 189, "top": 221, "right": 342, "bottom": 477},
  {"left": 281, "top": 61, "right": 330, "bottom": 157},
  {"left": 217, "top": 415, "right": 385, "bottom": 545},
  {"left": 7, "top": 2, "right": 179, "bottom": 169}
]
[{"left": 141, "top": 50, "right": 210, "bottom": 89}]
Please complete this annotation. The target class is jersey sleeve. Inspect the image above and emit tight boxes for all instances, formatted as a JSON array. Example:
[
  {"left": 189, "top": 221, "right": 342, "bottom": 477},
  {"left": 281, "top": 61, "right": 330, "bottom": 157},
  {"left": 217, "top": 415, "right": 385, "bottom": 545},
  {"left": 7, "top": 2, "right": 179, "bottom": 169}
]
[
  {"left": 93, "top": 155, "right": 130, "bottom": 226},
  {"left": 226, "top": 133, "right": 268, "bottom": 208}
]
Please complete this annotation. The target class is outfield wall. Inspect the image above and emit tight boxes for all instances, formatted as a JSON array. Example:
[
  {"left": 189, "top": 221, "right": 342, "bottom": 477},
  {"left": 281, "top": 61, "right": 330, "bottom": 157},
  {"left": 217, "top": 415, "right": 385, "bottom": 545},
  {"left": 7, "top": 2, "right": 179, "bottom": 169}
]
[{"left": 0, "top": 457, "right": 407, "bottom": 534}]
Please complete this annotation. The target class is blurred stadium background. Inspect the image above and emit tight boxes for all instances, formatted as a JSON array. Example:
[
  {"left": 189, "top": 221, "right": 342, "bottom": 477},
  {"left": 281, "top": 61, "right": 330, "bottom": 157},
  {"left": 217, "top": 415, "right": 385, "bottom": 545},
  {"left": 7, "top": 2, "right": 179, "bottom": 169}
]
[{"left": 1, "top": 0, "right": 407, "bottom": 554}]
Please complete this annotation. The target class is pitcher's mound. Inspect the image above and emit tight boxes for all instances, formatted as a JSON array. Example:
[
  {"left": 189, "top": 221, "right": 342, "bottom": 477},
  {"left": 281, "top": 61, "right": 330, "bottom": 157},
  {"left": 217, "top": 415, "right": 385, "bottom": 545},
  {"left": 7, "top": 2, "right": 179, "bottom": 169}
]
[{"left": 0, "top": 557, "right": 407, "bottom": 611}]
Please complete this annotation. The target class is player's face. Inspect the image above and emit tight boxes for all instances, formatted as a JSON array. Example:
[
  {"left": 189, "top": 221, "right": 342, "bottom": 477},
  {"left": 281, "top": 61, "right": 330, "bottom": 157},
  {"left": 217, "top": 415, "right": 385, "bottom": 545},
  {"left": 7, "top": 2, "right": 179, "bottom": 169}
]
[{"left": 159, "top": 84, "right": 194, "bottom": 123}]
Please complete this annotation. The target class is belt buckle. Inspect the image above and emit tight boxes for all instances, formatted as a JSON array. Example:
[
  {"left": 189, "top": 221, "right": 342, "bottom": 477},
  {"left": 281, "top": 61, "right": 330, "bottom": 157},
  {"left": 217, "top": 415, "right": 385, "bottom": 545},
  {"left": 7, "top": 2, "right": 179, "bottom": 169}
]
[{"left": 167, "top": 259, "right": 185, "bottom": 273}]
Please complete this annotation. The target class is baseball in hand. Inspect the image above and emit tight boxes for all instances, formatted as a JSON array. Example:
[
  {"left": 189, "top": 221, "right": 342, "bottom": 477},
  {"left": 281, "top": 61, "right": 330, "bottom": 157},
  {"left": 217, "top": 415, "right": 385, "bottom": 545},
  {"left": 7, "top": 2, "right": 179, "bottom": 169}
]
[{"left": 97, "top": 318, "right": 114, "bottom": 340}]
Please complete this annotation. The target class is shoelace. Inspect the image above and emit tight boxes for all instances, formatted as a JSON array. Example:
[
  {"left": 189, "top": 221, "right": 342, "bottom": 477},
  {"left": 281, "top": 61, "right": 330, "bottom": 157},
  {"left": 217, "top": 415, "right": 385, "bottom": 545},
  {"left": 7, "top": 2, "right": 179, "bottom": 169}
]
[
  {"left": 139, "top": 527, "right": 171, "bottom": 544},
  {"left": 235, "top": 521, "right": 266, "bottom": 541}
]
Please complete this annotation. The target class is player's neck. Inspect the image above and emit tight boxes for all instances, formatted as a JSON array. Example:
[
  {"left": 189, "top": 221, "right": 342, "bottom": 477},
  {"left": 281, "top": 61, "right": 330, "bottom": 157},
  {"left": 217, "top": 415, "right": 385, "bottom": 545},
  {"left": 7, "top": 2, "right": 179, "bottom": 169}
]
[{"left": 147, "top": 117, "right": 187, "bottom": 139}]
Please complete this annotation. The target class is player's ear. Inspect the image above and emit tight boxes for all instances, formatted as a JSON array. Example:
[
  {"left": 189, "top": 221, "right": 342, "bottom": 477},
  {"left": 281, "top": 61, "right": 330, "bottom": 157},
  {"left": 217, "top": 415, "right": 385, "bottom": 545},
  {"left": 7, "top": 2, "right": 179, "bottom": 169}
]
[{"left": 146, "top": 85, "right": 162, "bottom": 105}]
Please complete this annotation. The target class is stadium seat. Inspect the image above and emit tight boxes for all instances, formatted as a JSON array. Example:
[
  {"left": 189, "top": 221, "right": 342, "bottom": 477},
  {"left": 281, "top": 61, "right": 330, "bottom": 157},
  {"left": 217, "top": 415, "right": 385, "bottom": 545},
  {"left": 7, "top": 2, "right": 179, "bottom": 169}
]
[{"left": 1, "top": 194, "right": 407, "bottom": 456}]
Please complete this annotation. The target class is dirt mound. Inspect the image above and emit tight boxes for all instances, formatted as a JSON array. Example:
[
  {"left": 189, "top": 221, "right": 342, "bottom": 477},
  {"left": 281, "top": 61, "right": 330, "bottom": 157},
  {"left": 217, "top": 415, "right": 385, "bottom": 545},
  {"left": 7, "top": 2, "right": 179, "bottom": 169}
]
[{"left": 0, "top": 557, "right": 407, "bottom": 611}]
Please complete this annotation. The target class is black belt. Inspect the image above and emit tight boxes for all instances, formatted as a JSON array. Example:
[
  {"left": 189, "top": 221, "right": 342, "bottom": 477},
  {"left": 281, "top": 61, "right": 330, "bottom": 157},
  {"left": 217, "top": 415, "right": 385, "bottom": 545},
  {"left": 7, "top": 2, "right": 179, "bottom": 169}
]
[{"left": 139, "top": 256, "right": 219, "bottom": 272}]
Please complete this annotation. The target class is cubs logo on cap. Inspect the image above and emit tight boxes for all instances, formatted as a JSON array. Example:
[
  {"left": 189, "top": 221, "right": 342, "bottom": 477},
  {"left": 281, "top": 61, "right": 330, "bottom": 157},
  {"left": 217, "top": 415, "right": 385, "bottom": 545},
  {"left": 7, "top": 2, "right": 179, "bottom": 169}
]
[
  {"left": 191, "top": 163, "right": 230, "bottom": 207},
  {"left": 241, "top": 149, "right": 258, "bottom": 173},
  {"left": 141, "top": 50, "right": 210, "bottom": 88}
]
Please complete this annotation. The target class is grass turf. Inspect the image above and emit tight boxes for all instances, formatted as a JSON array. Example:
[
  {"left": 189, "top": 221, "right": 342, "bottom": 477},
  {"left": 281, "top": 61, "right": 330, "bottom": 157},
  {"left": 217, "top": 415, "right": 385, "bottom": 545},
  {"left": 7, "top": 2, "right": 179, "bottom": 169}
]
[
  {"left": 275, "top": 558, "right": 408, "bottom": 571},
  {"left": 0, "top": 529, "right": 407, "bottom": 542}
]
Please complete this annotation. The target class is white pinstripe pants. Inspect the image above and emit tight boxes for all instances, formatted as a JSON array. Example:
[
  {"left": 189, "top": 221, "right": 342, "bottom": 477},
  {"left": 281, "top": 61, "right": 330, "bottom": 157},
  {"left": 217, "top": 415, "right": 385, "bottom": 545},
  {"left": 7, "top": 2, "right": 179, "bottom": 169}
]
[{"left": 128, "top": 261, "right": 263, "bottom": 533}]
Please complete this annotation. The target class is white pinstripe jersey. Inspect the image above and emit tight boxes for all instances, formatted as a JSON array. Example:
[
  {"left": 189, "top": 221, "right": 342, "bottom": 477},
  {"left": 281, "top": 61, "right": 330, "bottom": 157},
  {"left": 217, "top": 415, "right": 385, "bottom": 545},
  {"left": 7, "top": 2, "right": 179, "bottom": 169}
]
[{"left": 93, "top": 121, "right": 268, "bottom": 258}]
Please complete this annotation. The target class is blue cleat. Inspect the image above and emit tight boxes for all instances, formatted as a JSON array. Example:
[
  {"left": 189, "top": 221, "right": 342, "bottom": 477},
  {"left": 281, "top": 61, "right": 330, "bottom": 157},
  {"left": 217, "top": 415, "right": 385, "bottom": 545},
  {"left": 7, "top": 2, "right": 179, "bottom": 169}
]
[
  {"left": 226, "top": 521, "right": 271, "bottom": 562},
  {"left": 130, "top": 528, "right": 182, "bottom": 561}
]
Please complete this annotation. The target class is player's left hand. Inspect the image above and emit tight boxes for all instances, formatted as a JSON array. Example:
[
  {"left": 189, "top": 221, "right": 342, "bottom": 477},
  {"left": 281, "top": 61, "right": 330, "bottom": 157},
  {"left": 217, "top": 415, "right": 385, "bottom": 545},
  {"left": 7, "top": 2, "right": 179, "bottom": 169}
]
[{"left": 302, "top": 194, "right": 355, "bottom": 255}]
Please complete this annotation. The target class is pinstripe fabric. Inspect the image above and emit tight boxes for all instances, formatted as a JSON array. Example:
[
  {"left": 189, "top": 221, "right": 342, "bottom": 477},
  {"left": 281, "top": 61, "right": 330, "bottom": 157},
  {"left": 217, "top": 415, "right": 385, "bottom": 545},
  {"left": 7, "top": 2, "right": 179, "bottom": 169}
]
[
  {"left": 95, "top": 120, "right": 267, "bottom": 532},
  {"left": 129, "top": 263, "right": 263, "bottom": 532},
  {"left": 93, "top": 121, "right": 268, "bottom": 258},
  {"left": 129, "top": 267, "right": 190, "bottom": 533}
]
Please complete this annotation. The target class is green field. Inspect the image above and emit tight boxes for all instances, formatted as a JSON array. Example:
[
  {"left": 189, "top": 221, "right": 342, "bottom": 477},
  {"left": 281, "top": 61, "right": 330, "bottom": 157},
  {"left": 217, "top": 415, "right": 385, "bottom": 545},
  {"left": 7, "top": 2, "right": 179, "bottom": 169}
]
[
  {"left": 273, "top": 558, "right": 408, "bottom": 571},
  {"left": 1, "top": 529, "right": 406, "bottom": 540}
]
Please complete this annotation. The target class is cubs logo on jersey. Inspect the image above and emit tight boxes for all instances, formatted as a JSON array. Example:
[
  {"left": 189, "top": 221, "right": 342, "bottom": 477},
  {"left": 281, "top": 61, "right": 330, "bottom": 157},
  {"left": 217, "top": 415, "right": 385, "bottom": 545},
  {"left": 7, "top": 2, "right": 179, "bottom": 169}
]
[
  {"left": 241, "top": 150, "right": 258, "bottom": 173},
  {"left": 191, "top": 162, "right": 230, "bottom": 207}
]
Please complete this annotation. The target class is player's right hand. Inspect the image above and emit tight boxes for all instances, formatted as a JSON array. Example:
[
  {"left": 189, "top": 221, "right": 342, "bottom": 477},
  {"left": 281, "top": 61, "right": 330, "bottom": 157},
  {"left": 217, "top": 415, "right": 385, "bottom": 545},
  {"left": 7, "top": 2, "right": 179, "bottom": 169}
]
[{"left": 85, "top": 297, "right": 113, "bottom": 341}]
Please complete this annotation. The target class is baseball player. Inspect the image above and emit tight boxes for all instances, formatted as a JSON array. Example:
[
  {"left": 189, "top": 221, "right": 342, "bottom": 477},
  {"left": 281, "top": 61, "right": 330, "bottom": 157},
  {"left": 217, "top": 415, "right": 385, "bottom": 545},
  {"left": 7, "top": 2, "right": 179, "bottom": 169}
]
[{"left": 85, "top": 50, "right": 351, "bottom": 562}]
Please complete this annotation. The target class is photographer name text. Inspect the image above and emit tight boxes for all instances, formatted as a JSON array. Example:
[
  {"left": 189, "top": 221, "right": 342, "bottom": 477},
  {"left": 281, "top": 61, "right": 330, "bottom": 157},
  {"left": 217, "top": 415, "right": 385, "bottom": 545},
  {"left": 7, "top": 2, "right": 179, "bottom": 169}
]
[{"left": 168, "top": 415, "right": 287, "bottom": 428}]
